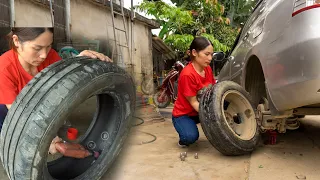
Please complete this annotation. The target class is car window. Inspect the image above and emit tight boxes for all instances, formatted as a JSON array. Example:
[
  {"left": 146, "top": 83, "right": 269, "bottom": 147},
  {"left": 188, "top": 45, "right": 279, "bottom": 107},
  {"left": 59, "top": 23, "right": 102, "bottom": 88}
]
[
  {"left": 227, "top": 29, "right": 242, "bottom": 56},
  {"left": 253, "top": 0, "right": 264, "bottom": 12},
  {"left": 240, "top": 0, "right": 265, "bottom": 39},
  {"left": 227, "top": 0, "right": 265, "bottom": 55}
]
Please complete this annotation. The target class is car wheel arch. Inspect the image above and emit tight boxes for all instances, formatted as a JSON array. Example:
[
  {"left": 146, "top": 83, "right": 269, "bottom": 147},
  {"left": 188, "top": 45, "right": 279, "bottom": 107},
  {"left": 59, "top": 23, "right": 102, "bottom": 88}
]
[{"left": 242, "top": 55, "right": 269, "bottom": 108}]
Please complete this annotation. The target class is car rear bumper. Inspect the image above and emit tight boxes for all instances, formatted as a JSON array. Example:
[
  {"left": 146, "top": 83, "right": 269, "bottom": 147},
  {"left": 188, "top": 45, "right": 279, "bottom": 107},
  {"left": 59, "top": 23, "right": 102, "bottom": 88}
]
[
  {"left": 269, "top": 78, "right": 320, "bottom": 111},
  {"left": 267, "top": 9, "right": 320, "bottom": 111}
]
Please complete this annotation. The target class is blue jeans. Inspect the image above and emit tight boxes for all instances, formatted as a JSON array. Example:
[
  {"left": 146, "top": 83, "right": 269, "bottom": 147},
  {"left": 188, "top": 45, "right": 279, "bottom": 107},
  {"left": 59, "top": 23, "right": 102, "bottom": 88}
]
[
  {"left": 172, "top": 115, "right": 200, "bottom": 146},
  {"left": 0, "top": 105, "right": 8, "bottom": 132}
]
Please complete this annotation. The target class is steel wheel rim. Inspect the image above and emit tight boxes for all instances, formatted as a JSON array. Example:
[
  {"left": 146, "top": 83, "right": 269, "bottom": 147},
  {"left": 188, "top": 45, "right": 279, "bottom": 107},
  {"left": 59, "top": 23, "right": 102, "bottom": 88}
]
[{"left": 221, "top": 90, "right": 257, "bottom": 140}]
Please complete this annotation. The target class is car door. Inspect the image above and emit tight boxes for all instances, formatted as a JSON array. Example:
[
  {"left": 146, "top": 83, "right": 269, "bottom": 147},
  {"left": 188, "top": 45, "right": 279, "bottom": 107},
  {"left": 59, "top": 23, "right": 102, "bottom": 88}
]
[{"left": 229, "top": 0, "right": 267, "bottom": 84}]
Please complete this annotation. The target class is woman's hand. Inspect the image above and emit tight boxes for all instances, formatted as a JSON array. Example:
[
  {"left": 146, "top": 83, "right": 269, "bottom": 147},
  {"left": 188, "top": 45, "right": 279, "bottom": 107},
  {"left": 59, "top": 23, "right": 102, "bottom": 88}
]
[
  {"left": 196, "top": 84, "right": 213, "bottom": 102},
  {"left": 78, "top": 50, "right": 113, "bottom": 62},
  {"left": 48, "top": 136, "right": 63, "bottom": 154},
  {"left": 6, "top": 104, "right": 11, "bottom": 109}
]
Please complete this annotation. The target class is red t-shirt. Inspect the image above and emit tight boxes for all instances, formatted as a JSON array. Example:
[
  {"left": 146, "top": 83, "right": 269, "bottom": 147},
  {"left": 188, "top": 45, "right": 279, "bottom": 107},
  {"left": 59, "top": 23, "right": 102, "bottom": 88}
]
[
  {"left": 172, "top": 63, "right": 215, "bottom": 117},
  {"left": 0, "top": 49, "right": 61, "bottom": 104}
]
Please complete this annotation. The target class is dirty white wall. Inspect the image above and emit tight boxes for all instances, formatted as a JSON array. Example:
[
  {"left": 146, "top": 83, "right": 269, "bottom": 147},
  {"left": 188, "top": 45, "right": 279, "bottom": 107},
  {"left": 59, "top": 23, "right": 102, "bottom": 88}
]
[
  {"left": 14, "top": 0, "right": 52, "bottom": 27},
  {"left": 113, "top": 0, "right": 120, "bottom": 5},
  {"left": 69, "top": 0, "right": 153, "bottom": 84},
  {"left": 133, "top": 22, "right": 153, "bottom": 78},
  {"left": 7, "top": 0, "right": 154, "bottom": 86}
]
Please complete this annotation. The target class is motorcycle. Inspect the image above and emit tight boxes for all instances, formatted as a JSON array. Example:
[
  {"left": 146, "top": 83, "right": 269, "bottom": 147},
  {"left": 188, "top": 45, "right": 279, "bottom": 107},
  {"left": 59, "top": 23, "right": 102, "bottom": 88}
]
[{"left": 153, "top": 60, "right": 186, "bottom": 108}]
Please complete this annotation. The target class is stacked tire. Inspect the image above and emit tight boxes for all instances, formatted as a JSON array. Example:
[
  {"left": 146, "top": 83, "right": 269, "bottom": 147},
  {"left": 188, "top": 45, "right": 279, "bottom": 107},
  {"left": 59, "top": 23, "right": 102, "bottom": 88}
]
[{"left": 0, "top": 57, "right": 136, "bottom": 179}]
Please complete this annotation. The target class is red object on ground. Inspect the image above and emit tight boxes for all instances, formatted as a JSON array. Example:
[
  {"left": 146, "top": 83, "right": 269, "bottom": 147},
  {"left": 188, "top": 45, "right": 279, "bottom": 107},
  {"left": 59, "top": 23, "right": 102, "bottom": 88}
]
[
  {"left": 67, "top": 128, "right": 78, "bottom": 140},
  {"left": 268, "top": 131, "right": 277, "bottom": 145},
  {"left": 55, "top": 142, "right": 92, "bottom": 159}
]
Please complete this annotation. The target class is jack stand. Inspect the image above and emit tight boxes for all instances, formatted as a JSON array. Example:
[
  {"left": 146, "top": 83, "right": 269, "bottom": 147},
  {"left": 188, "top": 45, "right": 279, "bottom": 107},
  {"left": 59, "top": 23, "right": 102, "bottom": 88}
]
[{"left": 265, "top": 130, "right": 277, "bottom": 145}]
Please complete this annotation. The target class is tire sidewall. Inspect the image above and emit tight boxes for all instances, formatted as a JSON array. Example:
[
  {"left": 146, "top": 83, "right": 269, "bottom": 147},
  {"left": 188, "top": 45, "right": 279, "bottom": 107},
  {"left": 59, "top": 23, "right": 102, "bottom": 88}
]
[
  {"left": 17, "top": 71, "right": 135, "bottom": 179},
  {"left": 199, "top": 81, "right": 260, "bottom": 155}
]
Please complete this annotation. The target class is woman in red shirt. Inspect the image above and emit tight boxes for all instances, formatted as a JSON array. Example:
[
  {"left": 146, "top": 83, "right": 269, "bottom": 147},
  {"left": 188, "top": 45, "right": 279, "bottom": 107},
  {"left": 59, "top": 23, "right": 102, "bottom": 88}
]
[
  {"left": 172, "top": 36, "right": 216, "bottom": 147},
  {"left": 0, "top": 27, "right": 112, "bottom": 153}
]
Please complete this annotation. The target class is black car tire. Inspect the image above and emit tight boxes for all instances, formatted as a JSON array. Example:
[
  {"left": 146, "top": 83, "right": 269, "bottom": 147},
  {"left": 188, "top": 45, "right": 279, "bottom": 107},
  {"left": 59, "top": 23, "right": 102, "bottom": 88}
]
[
  {"left": 0, "top": 57, "right": 136, "bottom": 180},
  {"left": 199, "top": 81, "right": 260, "bottom": 156}
]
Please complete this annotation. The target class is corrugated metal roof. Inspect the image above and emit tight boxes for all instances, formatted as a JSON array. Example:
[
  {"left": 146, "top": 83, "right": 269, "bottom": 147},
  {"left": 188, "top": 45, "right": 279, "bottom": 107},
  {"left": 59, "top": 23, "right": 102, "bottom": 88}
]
[{"left": 152, "top": 36, "right": 176, "bottom": 60}]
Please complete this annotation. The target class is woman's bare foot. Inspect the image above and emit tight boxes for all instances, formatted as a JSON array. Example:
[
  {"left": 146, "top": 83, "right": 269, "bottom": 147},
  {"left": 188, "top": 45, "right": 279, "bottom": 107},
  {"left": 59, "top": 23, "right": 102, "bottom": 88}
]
[{"left": 48, "top": 136, "right": 63, "bottom": 154}]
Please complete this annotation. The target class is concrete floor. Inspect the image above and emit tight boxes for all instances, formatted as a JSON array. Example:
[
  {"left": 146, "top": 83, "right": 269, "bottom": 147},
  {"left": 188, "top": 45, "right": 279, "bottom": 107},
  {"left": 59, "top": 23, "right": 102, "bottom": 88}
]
[
  {"left": 104, "top": 105, "right": 320, "bottom": 180},
  {"left": 1, "top": 104, "right": 320, "bottom": 180}
]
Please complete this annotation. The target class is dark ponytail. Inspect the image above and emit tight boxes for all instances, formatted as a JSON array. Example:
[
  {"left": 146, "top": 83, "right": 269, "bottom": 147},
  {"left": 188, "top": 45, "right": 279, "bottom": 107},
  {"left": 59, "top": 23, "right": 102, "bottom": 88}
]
[
  {"left": 187, "top": 36, "right": 213, "bottom": 60},
  {"left": 7, "top": 27, "right": 54, "bottom": 51}
]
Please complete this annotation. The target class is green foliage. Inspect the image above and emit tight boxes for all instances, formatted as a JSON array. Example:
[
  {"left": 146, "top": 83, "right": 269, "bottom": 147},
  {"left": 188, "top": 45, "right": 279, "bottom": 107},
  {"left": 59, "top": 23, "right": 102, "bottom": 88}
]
[
  {"left": 219, "top": 0, "right": 257, "bottom": 27},
  {"left": 210, "top": 23, "right": 238, "bottom": 49},
  {"left": 164, "top": 33, "right": 229, "bottom": 54},
  {"left": 137, "top": 1, "right": 193, "bottom": 39},
  {"left": 138, "top": 0, "right": 238, "bottom": 56},
  {"left": 164, "top": 34, "right": 194, "bottom": 53},
  {"left": 201, "top": 34, "right": 229, "bottom": 52}
]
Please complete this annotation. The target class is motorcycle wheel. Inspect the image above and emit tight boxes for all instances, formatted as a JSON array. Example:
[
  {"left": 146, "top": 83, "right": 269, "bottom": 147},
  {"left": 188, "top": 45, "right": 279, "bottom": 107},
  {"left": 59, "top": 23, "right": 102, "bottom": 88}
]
[{"left": 153, "top": 90, "right": 171, "bottom": 108}]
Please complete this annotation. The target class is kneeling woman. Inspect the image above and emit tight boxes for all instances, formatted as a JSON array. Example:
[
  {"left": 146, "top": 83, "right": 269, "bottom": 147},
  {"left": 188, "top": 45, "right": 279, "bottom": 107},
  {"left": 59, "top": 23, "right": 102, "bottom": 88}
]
[
  {"left": 172, "top": 36, "right": 216, "bottom": 147},
  {"left": 0, "top": 28, "right": 112, "bottom": 154}
]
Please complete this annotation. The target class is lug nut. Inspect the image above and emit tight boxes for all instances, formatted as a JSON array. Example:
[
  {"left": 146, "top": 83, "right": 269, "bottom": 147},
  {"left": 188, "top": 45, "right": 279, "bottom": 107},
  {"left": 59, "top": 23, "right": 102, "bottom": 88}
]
[
  {"left": 180, "top": 152, "right": 184, "bottom": 158},
  {"left": 194, "top": 153, "right": 198, "bottom": 159},
  {"left": 183, "top": 152, "right": 187, "bottom": 157},
  {"left": 180, "top": 156, "right": 185, "bottom": 161}
]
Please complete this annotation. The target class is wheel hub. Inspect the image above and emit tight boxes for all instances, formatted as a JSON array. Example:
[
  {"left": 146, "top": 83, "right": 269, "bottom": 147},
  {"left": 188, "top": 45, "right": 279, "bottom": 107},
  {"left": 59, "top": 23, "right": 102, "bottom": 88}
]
[{"left": 222, "top": 90, "right": 257, "bottom": 140}]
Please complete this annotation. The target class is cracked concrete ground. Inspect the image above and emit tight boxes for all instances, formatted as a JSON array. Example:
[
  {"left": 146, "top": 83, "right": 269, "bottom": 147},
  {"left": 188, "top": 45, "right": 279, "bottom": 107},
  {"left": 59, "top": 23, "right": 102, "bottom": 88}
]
[
  {"left": 104, "top": 106, "right": 320, "bottom": 180},
  {"left": 1, "top": 104, "right": 320, "bottom": 180}
]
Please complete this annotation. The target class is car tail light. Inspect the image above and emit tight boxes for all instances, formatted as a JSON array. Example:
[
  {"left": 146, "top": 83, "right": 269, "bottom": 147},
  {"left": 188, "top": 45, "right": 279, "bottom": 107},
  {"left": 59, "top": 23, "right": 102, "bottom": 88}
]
[{"left": 292, "top": 0, "right": 320, "bottom": 17}]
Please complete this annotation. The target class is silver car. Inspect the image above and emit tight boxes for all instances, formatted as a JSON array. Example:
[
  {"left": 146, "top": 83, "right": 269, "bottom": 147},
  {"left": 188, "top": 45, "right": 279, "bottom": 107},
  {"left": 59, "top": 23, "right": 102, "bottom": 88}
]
[
  {"left": 217, "top": 0, "right": 320, "bottom": 131},
  {"left": 191, "top": 0, "right": 320, "bottom": 156}
]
